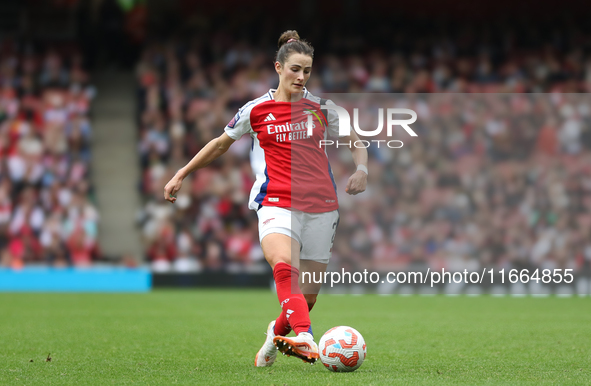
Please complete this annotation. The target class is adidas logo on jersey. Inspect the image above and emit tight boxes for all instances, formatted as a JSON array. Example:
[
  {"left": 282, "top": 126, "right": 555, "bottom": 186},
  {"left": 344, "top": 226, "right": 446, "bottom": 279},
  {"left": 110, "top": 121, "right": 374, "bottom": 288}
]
[{"left": 264, "top": 113, "right": 276, "bottom": 122}]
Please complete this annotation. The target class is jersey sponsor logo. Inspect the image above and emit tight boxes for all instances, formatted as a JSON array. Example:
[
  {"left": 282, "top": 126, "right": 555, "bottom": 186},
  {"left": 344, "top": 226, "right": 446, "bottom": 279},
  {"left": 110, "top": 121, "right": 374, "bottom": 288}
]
[
  {"left": 227, "top": 112, "right": 240, "bottom": 128},
  {"left": 263, "top": 113, "right": 276, "bottom": 122},
  {"left": 267, "top": 120, "right": 316, "bottom": 135}
]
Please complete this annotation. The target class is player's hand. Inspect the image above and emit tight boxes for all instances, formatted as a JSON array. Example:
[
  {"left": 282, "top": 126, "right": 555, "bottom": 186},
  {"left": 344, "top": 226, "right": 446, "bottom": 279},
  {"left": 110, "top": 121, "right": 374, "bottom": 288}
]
[
  {"left": 164, "top": 175, "right": 183, "bottom": 203},
  {"left": 345, "top": 170, "right": 367, "bottom": 195}
]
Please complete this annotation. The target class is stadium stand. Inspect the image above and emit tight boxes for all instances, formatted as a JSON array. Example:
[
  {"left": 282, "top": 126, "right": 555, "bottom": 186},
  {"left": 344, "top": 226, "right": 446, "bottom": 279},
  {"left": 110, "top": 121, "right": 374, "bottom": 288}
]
[
  {"left": 135, "top": 20, "right": 591, "bottom": 275},
  {"left": 0, "top": 41, "right": 99, "bottom": 268}
]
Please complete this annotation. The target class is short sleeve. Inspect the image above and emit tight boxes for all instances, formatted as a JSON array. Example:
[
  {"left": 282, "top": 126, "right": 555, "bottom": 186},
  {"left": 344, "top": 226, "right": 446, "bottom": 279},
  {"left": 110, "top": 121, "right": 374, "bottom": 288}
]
[
  {"left": 224, "top": 104, "right": 253, "bottom": 140},
  {"left": 323, "top": 99, "right": 351, "bottom": 138}
]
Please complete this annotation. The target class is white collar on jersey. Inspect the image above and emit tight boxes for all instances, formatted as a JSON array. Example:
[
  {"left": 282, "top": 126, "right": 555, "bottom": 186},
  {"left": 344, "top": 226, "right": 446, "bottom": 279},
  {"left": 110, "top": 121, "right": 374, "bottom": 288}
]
[{"left": 268, "top": 88, "right": 309, "bottom": 101}]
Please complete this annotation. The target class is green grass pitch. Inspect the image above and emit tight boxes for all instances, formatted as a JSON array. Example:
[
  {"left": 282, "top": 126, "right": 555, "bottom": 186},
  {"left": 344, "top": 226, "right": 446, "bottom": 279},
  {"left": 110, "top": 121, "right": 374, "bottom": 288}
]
[{"left": 1, "top": 290, "right": 590, "bottom": 385}]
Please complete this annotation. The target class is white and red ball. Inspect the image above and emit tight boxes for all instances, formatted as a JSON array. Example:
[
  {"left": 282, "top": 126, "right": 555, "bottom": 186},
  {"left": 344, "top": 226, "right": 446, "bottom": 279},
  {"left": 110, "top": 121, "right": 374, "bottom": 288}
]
[{"left": 319, "top": 326, "right": 366, "bottom": 372}]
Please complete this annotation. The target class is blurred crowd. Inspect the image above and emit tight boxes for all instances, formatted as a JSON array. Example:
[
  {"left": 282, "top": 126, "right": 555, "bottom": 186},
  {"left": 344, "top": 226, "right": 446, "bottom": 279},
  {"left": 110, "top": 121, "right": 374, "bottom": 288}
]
[
  {"left": 330, "top": 94, "right": 591, "bottom": 274},
  {"left": 135, "top": 22, "right": 591, "bottom": 274},
  {"left": 0, "top": 40, "right": 98, "bottom": 268}
]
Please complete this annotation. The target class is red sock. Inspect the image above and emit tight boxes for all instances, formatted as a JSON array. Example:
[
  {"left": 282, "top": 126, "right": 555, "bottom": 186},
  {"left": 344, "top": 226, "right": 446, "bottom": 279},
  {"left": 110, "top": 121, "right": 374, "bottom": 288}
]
[
  {"left": 274, "top": 296, "right": 315, "bottom": 336},
  {"left": 273, "top": 262, "right": 311, "bottom": 336},
  {"left": 274, "top": 311, "right": 292, "bottom": 336}
]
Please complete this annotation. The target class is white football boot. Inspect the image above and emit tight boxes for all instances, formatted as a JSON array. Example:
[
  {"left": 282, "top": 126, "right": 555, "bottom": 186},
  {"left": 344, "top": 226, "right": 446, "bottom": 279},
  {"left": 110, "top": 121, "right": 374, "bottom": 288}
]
[
  {"left": 273, "top": 332, "right": 319, "bottom": 364},
  {"left": 254, "top": 321, "right": 278, "bottom": 367}
]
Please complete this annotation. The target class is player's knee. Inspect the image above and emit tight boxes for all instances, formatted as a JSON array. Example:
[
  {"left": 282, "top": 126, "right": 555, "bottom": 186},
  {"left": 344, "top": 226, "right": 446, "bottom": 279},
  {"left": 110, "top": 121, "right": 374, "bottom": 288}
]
[{"left": 266, "top": 252, "right": 291, "bottom": 268}]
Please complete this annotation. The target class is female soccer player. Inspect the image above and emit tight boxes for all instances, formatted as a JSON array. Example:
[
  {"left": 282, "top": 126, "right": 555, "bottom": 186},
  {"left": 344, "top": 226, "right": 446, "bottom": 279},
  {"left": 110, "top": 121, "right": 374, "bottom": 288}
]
[{"left": 163, "top": 30, "right": 368, "bottom": 366}]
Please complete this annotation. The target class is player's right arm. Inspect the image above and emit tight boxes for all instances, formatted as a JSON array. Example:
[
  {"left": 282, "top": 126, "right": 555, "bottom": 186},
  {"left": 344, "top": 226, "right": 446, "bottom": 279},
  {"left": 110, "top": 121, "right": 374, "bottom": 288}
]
[
  {"left": 165, "top": 100, "right": 254, "bottom": 203},
  {"left": 163, "top": 132, "right": 235, "bottom": 203}
]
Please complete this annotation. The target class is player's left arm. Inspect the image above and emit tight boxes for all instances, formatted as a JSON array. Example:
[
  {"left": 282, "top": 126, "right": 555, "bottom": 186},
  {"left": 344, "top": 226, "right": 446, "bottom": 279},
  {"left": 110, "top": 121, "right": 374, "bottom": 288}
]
[{"left": 341, "top": 129, "right": 367, "bottom": 195}]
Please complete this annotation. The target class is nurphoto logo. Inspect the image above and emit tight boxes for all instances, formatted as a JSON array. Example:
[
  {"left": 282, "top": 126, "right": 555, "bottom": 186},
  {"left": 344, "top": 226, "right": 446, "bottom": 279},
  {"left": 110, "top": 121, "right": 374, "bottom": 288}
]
[{"left": 313, "top": 106, "right": 418, "bottom": 148}]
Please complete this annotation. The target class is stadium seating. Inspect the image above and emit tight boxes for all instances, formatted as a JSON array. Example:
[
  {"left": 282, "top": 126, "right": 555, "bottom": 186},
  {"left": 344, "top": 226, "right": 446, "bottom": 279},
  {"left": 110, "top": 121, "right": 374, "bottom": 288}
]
[
  {"left": 134, "top": 26, "right": 591, "bottom": 274},
  {"left": 0, "top": 42, "right": 98, "bottom": 268}
]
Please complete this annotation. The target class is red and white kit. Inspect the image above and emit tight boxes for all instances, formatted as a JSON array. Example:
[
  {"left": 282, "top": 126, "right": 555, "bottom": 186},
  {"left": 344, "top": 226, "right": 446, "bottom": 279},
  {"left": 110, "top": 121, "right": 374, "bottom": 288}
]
[{"left": 224, "top": 88, "right": 342, "bottom": 262}]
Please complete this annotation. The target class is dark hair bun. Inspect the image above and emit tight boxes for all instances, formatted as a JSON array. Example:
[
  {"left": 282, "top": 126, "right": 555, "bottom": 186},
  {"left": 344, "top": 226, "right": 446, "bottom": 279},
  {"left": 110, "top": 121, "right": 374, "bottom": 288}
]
[
  {"left": 278, "top": 30, "right": 300, "bottom": 48},
  {"left": 275, "top": 30, "right": 313, "bottom": 64}
]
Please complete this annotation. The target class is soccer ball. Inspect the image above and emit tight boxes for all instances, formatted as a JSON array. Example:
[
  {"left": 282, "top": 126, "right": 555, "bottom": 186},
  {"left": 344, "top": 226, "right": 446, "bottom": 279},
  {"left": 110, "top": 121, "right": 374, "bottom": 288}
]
[{"left": 319, "top": 326, "right": 366, "bottom": 372}]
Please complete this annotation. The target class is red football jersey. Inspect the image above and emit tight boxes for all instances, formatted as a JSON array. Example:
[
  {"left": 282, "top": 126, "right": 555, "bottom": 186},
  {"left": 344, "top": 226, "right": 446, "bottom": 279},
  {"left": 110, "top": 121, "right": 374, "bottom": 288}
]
[{"left": 224, "top": 89, "right": 341, "bottom": 213}]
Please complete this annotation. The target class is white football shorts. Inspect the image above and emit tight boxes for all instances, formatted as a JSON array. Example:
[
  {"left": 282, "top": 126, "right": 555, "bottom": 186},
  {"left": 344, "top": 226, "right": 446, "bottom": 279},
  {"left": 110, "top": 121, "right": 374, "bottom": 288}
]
[{"left": 257, "top": 206, "right": 340, "bottom": 264}]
